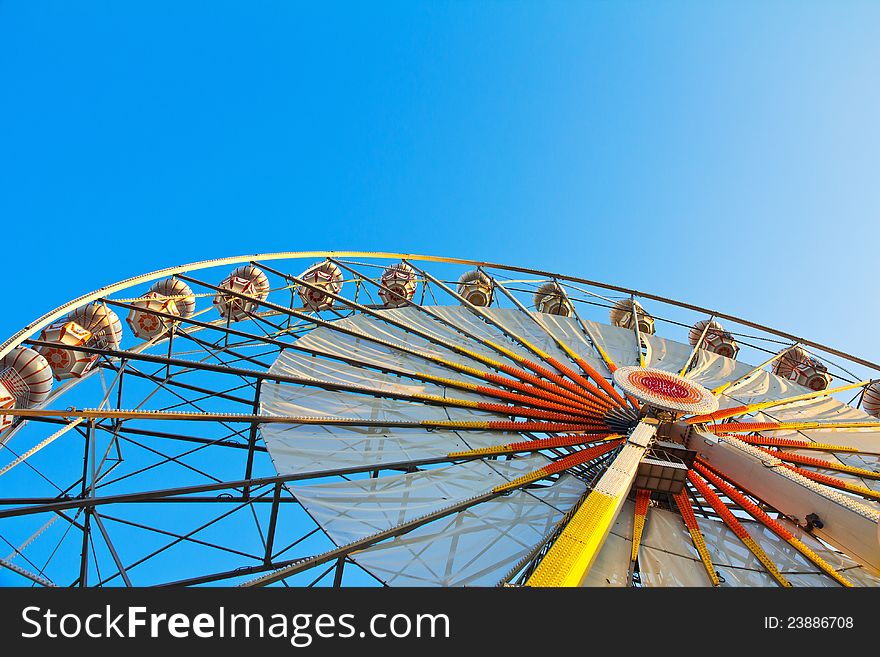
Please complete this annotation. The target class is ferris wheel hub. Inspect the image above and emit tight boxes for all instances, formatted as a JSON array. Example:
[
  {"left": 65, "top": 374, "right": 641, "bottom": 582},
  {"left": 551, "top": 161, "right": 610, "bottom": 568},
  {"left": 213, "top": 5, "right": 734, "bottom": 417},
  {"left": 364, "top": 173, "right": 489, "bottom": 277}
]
[{"left": 613, "top": 366, "right": 719, "bottom": 415}]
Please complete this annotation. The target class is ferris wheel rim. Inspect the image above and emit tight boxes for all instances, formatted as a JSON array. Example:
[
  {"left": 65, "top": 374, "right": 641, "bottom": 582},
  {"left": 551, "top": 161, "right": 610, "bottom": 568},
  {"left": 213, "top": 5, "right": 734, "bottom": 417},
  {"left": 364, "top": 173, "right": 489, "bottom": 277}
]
[
  {"left": 1, "top": 249, "right": 877, "bottom": 372},
  {"left": 1, "top": 252, "right": 879, "bottom": 588}
]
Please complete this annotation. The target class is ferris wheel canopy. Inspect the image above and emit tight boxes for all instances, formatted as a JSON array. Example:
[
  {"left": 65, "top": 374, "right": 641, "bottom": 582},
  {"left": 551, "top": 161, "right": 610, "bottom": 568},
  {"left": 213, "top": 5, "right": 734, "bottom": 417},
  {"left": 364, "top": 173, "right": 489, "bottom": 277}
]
[
  {"left": 688, "top": 319, "right": 739, "bottom": 359},
  {"left": 862, "top": 383, "right": 880, "bottom": 418},
  {"left": 379, "top": 262, "right": 417, "bottom": 308},
  {"left": 297, "top": 261, "right": 343, "bottom": 311},
  {"left": 148, "top": 277, "right": 196, "bottom": 318},
  {"left": 126, "top": 292, "right": 181, "bottom": 340},
  {"left": 771, "top": 345, "right": 809, "bottom": 379},
  {"left": 610, "top": 299, "right": 655, "bottom": 335},
  {"left": 533, "top": 282, "right": 572, "bottom": 317},
  {"left": 457, "top": 270, "right": 493, "bottom": 307},
  {"left": 214, "top": 265, "right": 270, "bottom": 321},
  {"left": 790, "top": 357, "right": 833, "bottom": 391},
  {"left": 0, "top": 346, "right": 52, "bottom": 427}
]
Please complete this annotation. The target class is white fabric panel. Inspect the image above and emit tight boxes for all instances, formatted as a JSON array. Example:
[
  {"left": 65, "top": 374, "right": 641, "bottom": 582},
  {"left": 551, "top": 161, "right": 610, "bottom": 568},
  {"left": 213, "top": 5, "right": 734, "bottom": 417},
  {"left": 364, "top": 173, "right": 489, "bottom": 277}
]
[
  {"left": 749, "top": 517, "right": 880, "bottom": 585},
  {"left": 417, "top": 307, "right": 539, "bottom": 364},
  {"left": 479, "top": 308, "right": 577, "bottom": 365},
  {"left": 638, "top": 509, "right": 776, "bottom": 587},
  {"left": 533, "top": 313, "right": 609, "bottom": 366},
  {"left": 262, "top": 425, "right": 503, "bottom": 476},
  {"left": 695, "top": 517, "right": 777, "bottom": 586},
  {"left": 756, "top": 397, "right": 880, "bottom": 455},
  {"left": 642, "top": 333, "right": 695, "bottom": 375},
  {"left": 350, "top": 475, "right": 585, "bottom": 586},
  {"left": 582, "top": 499, "right": 634, "bottom": 587},
  {"left": 598, "top": 503, "right": 878, "bottom": 587},
  {"left": 381, "top": 307, "right": 527, "bottom": 366},
  {"left": 638, "top": 508, "right": 714, "bottom": 587},
  {"left": 258, "top": 305, "right": 880, "bottom": 586},
  {"left": 261, "top": 375, "right": 507, "bottom": 423},
  {"left": 291, "top": 454, "right": 551, "bottom": 546},
  {"left": 273, "top": 349, "right": 449, "bottom": 397},
  {"left": 294, "top": 319, "right": 468, "bottom": 382},
  {"left": 683, "top": 351, "right": 811, "bottom": 411},
  {"left": 682, "top": 351, "right": 746, "bottom": 392},
  {"left": 582, "top": 321, "right": 640, "bottom": 368},
  {"left": 341, "top": 312, "right": 497, "bottom": 372}
]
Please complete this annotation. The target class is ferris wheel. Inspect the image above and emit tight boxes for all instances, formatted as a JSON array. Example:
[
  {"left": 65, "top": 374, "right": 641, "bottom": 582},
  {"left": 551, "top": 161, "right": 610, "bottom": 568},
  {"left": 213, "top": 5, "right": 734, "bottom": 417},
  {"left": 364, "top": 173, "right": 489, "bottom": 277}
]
[{"left": 0, "top": 251, "right": 878, "bottom": 588}]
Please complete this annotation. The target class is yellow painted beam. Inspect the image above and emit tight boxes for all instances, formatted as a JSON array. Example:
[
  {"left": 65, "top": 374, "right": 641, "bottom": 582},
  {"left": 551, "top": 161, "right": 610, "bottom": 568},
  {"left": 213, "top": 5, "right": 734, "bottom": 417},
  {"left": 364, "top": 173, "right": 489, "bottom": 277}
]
[{"left": 525, "top": 421, "right": 656, "bottom": 586}]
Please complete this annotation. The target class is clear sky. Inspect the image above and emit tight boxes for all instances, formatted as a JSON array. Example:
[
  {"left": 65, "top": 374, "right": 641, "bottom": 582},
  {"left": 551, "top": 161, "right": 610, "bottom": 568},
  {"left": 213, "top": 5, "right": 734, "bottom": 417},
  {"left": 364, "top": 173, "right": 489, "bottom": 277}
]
[{"left": 2, "top": 1, "right": 879, "bottom": 361}]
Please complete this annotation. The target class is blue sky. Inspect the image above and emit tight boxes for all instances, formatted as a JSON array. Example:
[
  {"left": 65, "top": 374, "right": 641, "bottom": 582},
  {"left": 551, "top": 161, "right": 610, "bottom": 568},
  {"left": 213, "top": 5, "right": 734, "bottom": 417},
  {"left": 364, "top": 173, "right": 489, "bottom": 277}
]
[{"left": 2, "top": 1, "right": 879, "bottom": 360}]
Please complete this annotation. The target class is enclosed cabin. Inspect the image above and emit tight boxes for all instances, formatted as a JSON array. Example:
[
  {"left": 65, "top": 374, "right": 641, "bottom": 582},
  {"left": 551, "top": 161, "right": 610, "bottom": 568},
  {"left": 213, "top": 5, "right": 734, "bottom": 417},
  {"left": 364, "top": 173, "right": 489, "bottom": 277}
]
[
  {"left": 456, "top": 270, "right": 493, "bottom": 307},
  {"left": 790, "top": 356, "right": 832, "bottom": 391},
  {"left": 297, "top": 261, "right": 343, "bottom": 311},
  {"left": 38, "top": 303, "right": 123, "bottom": 380},
  {"left": 213, "top": 265, "right": 270, "bottom": 322},
  {"left": 688, "top": 319, "right": 739, "bottom": 359},
  {"left": 379, "top": 262, "right": 417, "bottom": 308},
  {"left": 609, "top": 298, "right": 655, "bottom": 335},
  {"left": 533, "top": 282, "right": 572, "bottom": 317},
  {"left": 150, "top": 277, "right": 196, "bottom": 318},
  {"left": 0, "top": 347, "right": 52, "bottom": 430},
  {"left": 862, "top": 383, "right": 880, "bottom": 418},
  {"left": 770, "top": 345, "right": 808, "bottom": 380},
  {"left": 127, "top": 278, "right": 195, "bottom": 340},
  {"left": 770, "top": 346, "right": 831, "bottom": 391}
]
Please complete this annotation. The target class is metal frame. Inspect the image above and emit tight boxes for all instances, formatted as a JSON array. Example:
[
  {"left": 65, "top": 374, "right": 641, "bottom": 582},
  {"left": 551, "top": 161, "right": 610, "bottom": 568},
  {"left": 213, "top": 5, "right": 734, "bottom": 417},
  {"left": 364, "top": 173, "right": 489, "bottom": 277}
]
[{"left": 1, "top": 252, "right": 877, "bottom": 588}]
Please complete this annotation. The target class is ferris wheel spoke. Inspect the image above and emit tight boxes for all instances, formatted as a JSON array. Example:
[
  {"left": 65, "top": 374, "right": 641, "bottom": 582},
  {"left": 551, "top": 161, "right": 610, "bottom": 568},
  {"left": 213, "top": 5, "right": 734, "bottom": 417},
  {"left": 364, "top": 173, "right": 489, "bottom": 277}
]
[
  {"left": 746, "top": 446, "right": 880, "bottom": 480},
  {"left": 409, "top": 263, "right": 612, "bottom": 406},
  {"left": 687, "top": 378, "right": 875, "bottom": 425},
  {"left": 712, "top": 345, "right": 801, "bottom": 396},
  {"left": 491, "top": 441, "right": 623, "bottom": 493},
  {"left": 242, "top": 462, "right": 584, "bottom": 589},
  {"left": 487, "top": 275, "right": 634, "bottom": 411},
  {"left": 550, "top": 282, "right": 642, "bottom": 410},
  {"left": 773, "top": 463, "right": 880, "bottom": 502},
  {"left": 626, "top": 488, "right": 651, "bottom": 586},
  {"left": 327, "top": 258, "right": 619, "bottom": 413},
  {"left": 524, "top": 420, "right": 657, "bottom": 586},
  {"left": 176, "top": 273, "right": 604, "bottom": 411},
  {"left": 0, "top": 554, "right": 56, "bottom": 587},
  {"left": 0, "top": 450, "right": 503, "bottom": 521},
  {"left": 1, "top": 523, "right": 61, "bottom": 579},
  {"left": 0, "top": 408, "right": 613, "bottom": 438},
  {"left": 728, "top": 434, "right": 876, "bottom": 454},
  {"left": 448, "top": 434, "right": 621, "bottom": 459},
  {"left": 672, "top": 486, "right": 720, "bottom": 586},
  {"left": 692, "top": 461, "right": 853, "bottom": 587},
  {"left": 679, "top": 316, "right": 715, "bottom": 377},
  {"left": 25, "top": 339, "right": 581, "bottom": 420},
  {"left": 686, "top": 471, "right": 791, "bottom": 586},
  {"left": 628, "top": 298, "right": 647, "bottom": 369},
  {"left": 706, "top": 419, "right": 880, "bottom": 434}
]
